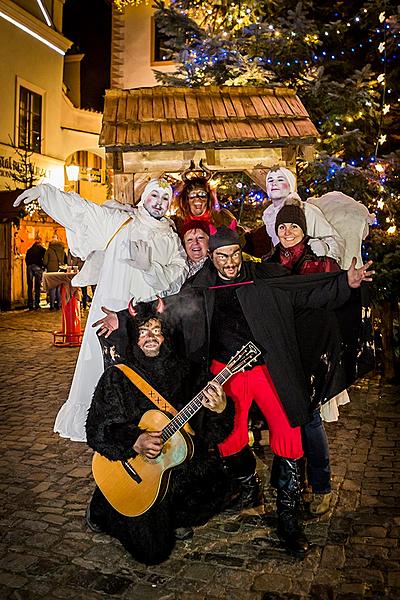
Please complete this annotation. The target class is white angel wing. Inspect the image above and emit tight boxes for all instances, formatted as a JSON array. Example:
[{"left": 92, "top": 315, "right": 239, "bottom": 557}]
[{"left": 307, "top": 191, "right": 375, "bottom": 269}]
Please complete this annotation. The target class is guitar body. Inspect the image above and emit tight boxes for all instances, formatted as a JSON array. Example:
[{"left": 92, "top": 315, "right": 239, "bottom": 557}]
[{"left": 92, "top": 410, "right": 193, "bottom": 517}]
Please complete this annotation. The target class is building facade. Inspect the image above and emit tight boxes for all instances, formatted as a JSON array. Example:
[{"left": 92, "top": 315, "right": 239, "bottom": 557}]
[{"left": 0, "top": 0, "right": 107, "bottom": 308}]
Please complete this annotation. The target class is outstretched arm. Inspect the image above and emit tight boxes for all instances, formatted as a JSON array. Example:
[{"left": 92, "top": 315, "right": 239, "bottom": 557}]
[
  {"left": 14, "top": 184, "right": 126, "bottom": 256},
  {"left": 292, "top": 259, "right": 374, "bottom": 310}
]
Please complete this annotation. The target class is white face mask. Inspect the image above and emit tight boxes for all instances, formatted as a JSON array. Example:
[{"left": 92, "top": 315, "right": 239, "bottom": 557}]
[
  {"left": 140, "top": 179, "right": 172, "bottom": 218},
  {"left": 266, "top": 171, "right": 292, "bottom": 202},
  {"left": 143, "top": 190, "right": 171, "bottom": 219}
]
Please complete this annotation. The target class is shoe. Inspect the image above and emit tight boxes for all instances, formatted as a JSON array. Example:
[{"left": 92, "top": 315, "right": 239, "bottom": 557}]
[
  {"left": 175, "top": 527, "right": 194, "bottom": 540},
  {"left": 308, "top": 491, "right": 332, "bottom": 516},
  {"left": 85, "top": 505, "right": 102, "bottom": 533}
]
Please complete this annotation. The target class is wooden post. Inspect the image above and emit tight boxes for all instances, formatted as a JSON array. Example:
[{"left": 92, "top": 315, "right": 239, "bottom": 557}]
[{"left": 113, "top": 173, "right": 134, "bottom": 205}]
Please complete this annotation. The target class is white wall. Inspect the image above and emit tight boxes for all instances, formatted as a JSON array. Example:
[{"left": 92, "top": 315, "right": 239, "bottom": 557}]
[{"left": 120, "top": 4, "right": 173, "bottom": 89}]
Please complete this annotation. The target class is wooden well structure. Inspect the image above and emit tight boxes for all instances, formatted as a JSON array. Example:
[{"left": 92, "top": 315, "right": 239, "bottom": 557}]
[{"left": 99, "top": 85, "right": 319, "bottom": 203}]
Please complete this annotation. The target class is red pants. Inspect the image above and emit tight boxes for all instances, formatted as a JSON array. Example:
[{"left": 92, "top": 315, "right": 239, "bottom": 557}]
[{"left": 211, "top": 360, "right": 303, "bottom": 460}]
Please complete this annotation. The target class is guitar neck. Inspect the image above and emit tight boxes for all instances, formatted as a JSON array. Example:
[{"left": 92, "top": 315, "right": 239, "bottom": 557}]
[{"left": 161, "top": 367, "right": 232, "bottom": 443}]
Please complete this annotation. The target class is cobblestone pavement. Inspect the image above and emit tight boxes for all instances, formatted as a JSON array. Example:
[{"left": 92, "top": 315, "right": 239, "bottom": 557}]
[{"left": 0, "top": 308, "right": 399, "bottom": 599}]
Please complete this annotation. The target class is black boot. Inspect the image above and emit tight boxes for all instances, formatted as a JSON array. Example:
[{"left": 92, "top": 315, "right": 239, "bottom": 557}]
[
  {"left": 222, "top": 446, "right": 264, "bottom": 510},
  {"left": 234, "top": 472, "right": 263, "bottom": 508},
  {"left": 270, "top": 456, "right": 310, "bottom": 558}
]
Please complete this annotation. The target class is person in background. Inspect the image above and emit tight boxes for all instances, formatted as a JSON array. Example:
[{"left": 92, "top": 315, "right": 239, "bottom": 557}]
[
  {"left": 67, "top": 252, "right": 95, "bottom": 311},
  {"left": 25, "top": 237, "right": 45, "bottom": 310},
  {"left": 43, "top": 234, "right": 68, "bottom": 310}
]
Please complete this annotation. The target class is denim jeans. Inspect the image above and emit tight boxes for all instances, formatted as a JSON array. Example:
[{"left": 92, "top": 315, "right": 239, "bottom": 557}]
[
  {"left": 49, "top": 286, "right": 61, "bottom": 309},
  {"left": 27, "top": 265, "right": 43, "bottom": 308},
  {"left": 302, "top": 410, "right": 331, "bottom": 494}
]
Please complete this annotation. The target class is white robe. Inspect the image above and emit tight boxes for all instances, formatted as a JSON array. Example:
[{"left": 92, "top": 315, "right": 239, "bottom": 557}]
[
  {"left": 35, "top": 184, "right": 188, "bottom": 442},
  {"left": 262, "top": 200, "right": 345, "bottom": 265}
]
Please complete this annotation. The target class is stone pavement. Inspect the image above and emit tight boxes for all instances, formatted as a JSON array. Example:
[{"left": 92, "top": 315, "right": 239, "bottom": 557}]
[{"left": 0, "top": 308, "right": 399, "bottom": 600}]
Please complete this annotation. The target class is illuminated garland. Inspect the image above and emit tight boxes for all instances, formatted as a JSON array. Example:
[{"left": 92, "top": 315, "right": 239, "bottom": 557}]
[{"left": 113, "top": 0, "right": 150, "bottom": 11}]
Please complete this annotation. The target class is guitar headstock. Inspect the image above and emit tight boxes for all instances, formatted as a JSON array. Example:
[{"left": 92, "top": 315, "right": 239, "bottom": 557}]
[{"left": 226, "top": 342, "right": 261, "bottom": 374}]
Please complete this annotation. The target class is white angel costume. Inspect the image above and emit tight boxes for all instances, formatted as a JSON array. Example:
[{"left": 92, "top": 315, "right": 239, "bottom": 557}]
[{"left": 19, "top": 182, "right": 188, "bottom": 441}]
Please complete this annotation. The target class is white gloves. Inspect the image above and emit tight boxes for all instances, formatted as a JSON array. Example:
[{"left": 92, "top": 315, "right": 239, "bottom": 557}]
[
  {"left": 309, "top": 238, "right": 329, "bottom": 257},
  {"left": 127, "top": 240, "right": 152, "bottom": 271},
  {"left": 13, "top": 186, "right": 43, "bottom": 207}
]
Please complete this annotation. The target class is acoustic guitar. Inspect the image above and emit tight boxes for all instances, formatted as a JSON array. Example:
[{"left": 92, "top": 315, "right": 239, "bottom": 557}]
[{"left": 92, "top": 341, "right": 261, "bottom": 517}]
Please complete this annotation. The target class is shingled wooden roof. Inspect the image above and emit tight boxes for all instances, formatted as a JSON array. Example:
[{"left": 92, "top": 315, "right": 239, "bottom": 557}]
[{"left": 100, "top": 86, "right": 318, "bottom": 152}]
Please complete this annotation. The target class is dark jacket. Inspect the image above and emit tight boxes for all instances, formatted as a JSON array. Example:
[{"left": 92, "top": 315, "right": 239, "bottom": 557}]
[
  {"left": 25, "top": 242, "right": 45, "bottom": 267},
  {"left": 266, "top": 237, "right": 340, "bottom": 274},
  {"left": 265, "top": 239, "right": 371, "bottom": 395},
  {"left": 43, "top": 241, "right": 67, "bottom": 272},
  {"left": 167, "top": 259, "right": 352, "bottom": 427}
]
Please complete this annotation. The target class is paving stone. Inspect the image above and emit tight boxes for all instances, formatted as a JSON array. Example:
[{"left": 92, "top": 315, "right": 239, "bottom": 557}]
[{"left": 253, "top": 573, "right": 293, "bottom": 593}]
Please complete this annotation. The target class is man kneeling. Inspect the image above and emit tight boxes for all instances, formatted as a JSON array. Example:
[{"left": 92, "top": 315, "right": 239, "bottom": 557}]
[{"left": 85, "top": 299, "right": 234, "bottom": 565}]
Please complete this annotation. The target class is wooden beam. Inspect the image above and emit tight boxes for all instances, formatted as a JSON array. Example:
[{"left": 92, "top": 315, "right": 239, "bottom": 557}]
[
  {"left": 122, "top": 147, "right": 285, "bottom": 174},
  {"left": 281, "top": 145, "right": 297, "bottom": 167},
  {"left": 112, "top": 151, "right": 124, "bottom": 174},
  {"left": 298, "top": 144, "right": 316, "bottom": 162},
  {"left": 113, "top": 173, "right": 134, "bottom": 205}
]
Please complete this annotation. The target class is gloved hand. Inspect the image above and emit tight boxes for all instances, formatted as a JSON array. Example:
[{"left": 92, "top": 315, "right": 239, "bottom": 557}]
[
  {"left": 128, "top": 240, "right": 152, "bottom": 271},
  {"left": 309, "top": 238, "right": 329, "bottom": 257},
  {"left": 13, "top": 186, "right": 43, "bottom": 207}
]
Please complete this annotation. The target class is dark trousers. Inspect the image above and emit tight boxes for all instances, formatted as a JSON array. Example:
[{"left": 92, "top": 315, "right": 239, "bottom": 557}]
[
  {"left": 302, "top": 410, "right": 331, "bottom": 494},
  {"left": 49, "top": 286, "right": 61, "bottom": 309},
  {"left": 27, "top": 265, "right": 42, "bottom": 308}
]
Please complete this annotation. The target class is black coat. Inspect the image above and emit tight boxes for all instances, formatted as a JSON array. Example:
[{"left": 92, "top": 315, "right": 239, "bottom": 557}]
[
  {"left": 25, "top": 242, "right": 45, "bottom": 267},
  {"left": 167, "top": 259, "right": 353, "bottom": 428},
  {"left": 86, "top": 347, "right": 234, "bottom": 565}
]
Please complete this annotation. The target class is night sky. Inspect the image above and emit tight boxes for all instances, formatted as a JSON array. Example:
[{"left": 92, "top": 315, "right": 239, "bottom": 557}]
[{"left": 63, "top": 0, "right": 112, "bottom": 112}]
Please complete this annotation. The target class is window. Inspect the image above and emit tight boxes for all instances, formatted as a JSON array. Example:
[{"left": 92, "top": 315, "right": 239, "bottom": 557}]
[
  {"left": 152, "top": 17, "right": 174, "bottom": 64},
  {"left": 18, "top": 86, "right": 42, "bottom": 153}
]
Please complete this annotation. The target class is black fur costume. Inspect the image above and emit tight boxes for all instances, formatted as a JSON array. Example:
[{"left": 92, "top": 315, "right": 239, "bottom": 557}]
[{"left": 86, "top": 301, "right": 235, "bottom": 565}]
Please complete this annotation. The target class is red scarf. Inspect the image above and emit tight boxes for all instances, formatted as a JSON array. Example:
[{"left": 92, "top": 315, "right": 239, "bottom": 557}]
[{"left": 278, "top": 239, "right": 307, "bottom": 270}]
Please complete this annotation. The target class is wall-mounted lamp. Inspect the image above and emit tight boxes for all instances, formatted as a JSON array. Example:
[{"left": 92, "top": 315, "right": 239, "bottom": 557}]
[{"left": 66, "top": 162, "right": 79, "bottom": 182}]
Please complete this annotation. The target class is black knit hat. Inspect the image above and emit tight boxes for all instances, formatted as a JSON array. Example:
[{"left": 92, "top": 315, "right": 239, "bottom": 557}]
[
  {"left": 275, "top": 203, "right": 307, "bottom": 235},
  {"left": 208, "top": 226, "right": 241, "bottom": 252}
]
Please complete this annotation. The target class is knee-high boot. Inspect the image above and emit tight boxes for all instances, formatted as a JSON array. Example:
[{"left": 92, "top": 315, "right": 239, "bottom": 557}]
[
  {"left": 270, "top": 455, "right": 310, "bottom": 557},
  {"left": 222, "top": 446, "right": 264, "bottom": 509}
]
